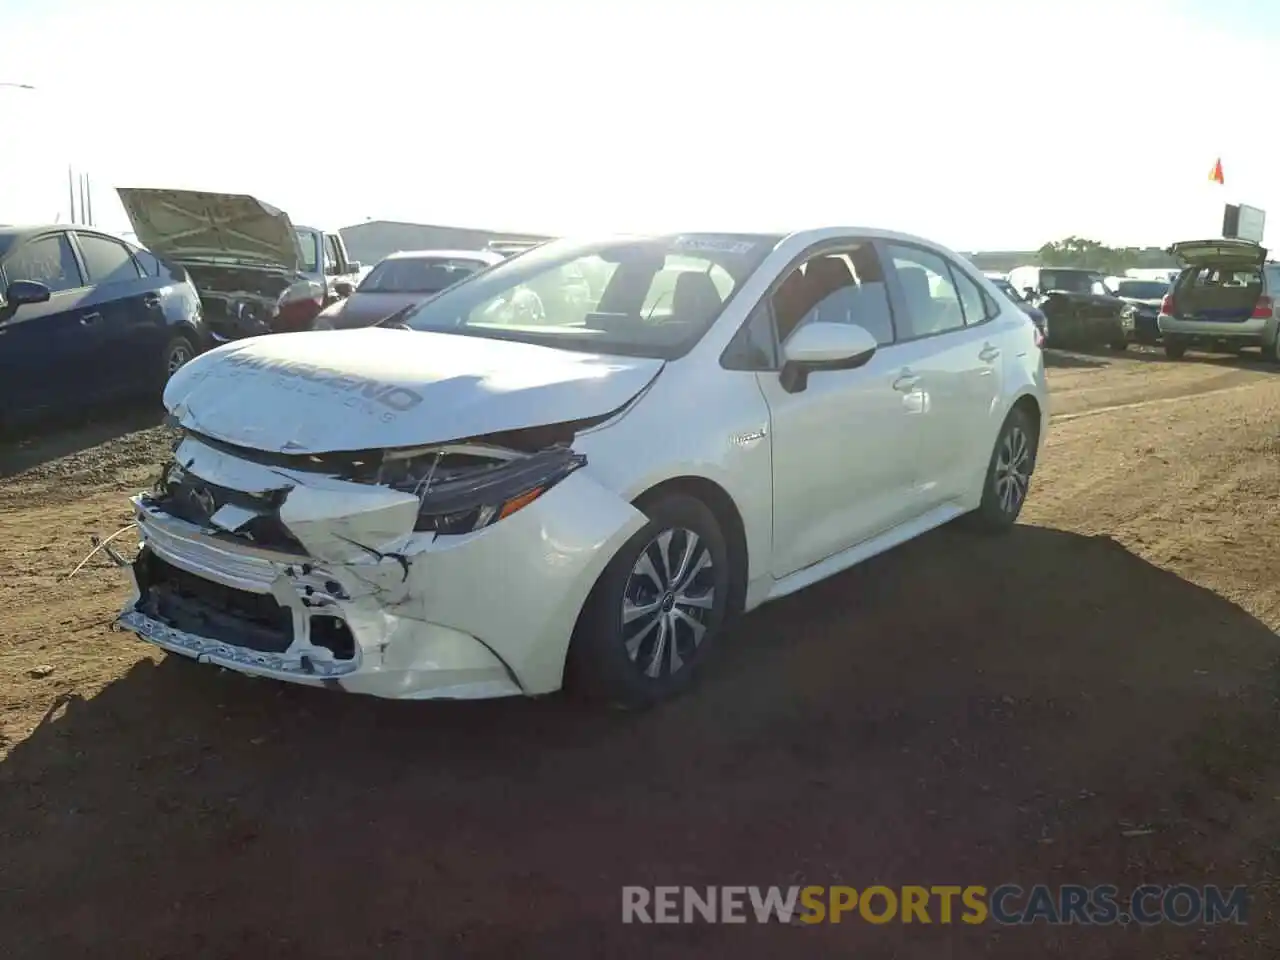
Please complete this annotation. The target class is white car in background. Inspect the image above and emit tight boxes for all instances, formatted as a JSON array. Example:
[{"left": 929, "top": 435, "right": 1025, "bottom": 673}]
[{"left": 117, "top": 228, "right": 1049, "bottom": 708}]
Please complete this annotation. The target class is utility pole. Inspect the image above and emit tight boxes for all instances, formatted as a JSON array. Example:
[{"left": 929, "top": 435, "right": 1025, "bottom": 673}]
[{"left": 68, "top": 167, "right": 76, "bottom": 223}]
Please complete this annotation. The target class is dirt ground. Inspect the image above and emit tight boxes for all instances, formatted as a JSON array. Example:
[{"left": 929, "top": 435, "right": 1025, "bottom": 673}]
[{"left": 2, "top": 346, "right": 1279, "bottom": 959}]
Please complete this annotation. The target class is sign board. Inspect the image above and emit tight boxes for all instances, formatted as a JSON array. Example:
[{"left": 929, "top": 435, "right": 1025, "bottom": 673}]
[{"left": 1222, "top": 203, "right": 1266, "bottom": 243}]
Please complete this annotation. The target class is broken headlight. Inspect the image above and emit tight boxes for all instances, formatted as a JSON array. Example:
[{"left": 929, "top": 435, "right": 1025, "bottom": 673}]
[{"left": 383, "top": 445, "right": 587, "bottom": 535}]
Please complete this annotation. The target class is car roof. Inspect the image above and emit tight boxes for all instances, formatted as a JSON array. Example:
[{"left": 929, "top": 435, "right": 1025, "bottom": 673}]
[
  {"left": 381, "top": 248, "right": 505, "bottom": 264},
  {"left": 0, "top": 224, "right": 140, "bottom": 258}
]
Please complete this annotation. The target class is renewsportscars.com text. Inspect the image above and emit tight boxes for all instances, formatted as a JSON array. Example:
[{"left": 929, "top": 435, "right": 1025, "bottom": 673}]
[{"left": 622, "top": 884, "right": 1248, "bottom": 926}]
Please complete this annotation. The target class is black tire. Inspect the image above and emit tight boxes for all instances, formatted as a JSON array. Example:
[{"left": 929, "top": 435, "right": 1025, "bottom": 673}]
[
  {"left": 160, "top": 333, "right": 196, "bottom": 385},
  {"left": 567, "top": 493, "right": 732, "bottom": 709},
  {"left": 963, "top": 407, "right": 1038, "bottom": 534},
  {"left": 1264, "top": 338, "right": 1280, "bottom": 365},
  {"left": 1109, "top": 340, "right": 1129, "bottom": 352},
  {"left": 1164, "top": 339, "right": 1187, "bottom": 360}
]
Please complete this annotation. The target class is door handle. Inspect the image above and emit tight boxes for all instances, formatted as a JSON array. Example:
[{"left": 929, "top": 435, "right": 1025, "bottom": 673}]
[
  {"left": 979, "top": 343, "right": 1000, "bottom": 362},
  {"left": 79, "top": 312, "right": 102, "bottom": 326},
  {"left": 892, "top": 371, "right": 921, "bottom": 392}
]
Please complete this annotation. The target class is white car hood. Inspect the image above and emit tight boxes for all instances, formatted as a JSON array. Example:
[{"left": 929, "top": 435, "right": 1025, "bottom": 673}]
[
  {"left": 163, "top": 329, "right": 665, "bottom": 454},
  {"left": 116, "top": 187, "right": 300, "bottom": 269}
]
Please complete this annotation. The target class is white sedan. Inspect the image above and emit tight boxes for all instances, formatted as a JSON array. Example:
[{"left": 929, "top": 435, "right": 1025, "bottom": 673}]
[{"left": 117, "top": 228, "right": 1049, "bottom": 708}]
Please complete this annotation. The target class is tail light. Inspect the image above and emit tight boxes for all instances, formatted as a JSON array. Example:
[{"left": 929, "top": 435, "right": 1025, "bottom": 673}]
[
  {"left": 1252, "top": 295, "right": 1273, "bottom": 318},
  {"left": 273, "top": 281, "right": 326, "bottom": 332},
  {"left": 1159, "top": 294, "right": 1174, "bottom": 315}
]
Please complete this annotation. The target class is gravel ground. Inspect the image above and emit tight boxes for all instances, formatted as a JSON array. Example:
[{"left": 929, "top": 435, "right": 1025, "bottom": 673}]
[{"left": 1, "top": 346, "right": 1278, "bottom": 959}]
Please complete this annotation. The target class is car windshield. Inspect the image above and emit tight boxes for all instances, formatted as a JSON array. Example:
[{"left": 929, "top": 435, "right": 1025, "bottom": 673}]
[
  {"left": 1042, "top": 270, "right": 1103, "bottom": 294},
  {"left": 358, "top": 257, "right": 489, "bottom": 294},
  {"left": 293, "top": 229, "right": 319, "bottom": 271},
  {"left": 399, "top": 233, "right": 778, "bottom": 359},
  {"left": 1114, "top": 280, "right": 1169, "bottom": 299}
]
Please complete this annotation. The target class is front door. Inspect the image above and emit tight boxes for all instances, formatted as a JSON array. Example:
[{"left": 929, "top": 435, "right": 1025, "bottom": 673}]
[
  {"left": 759, "top": 244, "right": 927, "bottom": 578},
  {"left": 0, "top": 232, "right": 101, "bottom": 416}
]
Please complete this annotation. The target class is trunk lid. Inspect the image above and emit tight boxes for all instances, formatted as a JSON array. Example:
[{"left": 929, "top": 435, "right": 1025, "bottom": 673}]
[
  {"left": 162, "top": 328, "right": 665, "bottom": 454},
  {"left": 1168, "top": 238, "right": 1267, "bottom": 268},
  {"left": 116, "top": 187, "right": 301, "bottom": 270}
]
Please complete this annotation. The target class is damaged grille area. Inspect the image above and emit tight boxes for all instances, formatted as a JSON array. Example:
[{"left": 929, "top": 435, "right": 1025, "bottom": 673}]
[
  {"left": 150, "top": 461, "right": 305, "bottom": 553},
  {"left": 135, "top": 549, "right": 294, "bottom": 653}
]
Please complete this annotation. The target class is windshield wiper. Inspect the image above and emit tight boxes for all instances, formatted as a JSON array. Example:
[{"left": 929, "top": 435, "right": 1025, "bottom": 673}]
[{"left": 376, "top": 303, "right": 418, "bottom": 329}]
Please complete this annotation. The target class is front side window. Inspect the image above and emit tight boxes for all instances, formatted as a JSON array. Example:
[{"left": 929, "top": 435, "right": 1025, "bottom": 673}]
[
  {"left": 76, "top": 234, "right": 144, "bottom": 285},
  {"left": 885, "top": 244, "right": 965, "bottom": 338},
  {"left": 772, "top": 245, "right": 897, "bottom": 346},
  {"left": 358, "top": 257, "right": 489, "bottom": 294},
  {"left": 324, "top": 235, "right": 340, "bottom": 272},
  {"left": 3, "top": 234, "right": 83, "bottom": 293},
  {"left": 294, "top": 229, "right": 320, "bottom": 272},
  {"left": 401, "top": 234, "right": 777, "bottom": 359}
]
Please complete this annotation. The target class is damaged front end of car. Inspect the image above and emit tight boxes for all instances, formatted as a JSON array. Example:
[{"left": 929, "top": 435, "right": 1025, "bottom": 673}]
[{"left": 116, "top": 420, "right": 640, "bottom": 700}]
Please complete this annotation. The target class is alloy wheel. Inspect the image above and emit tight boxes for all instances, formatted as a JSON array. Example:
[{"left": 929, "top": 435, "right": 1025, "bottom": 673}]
[
  {"left": 993, "top": 425, "right": 1032, "bottom": 516},
  {"left": 621, "top": 527, "right": 716, "bottom": 679},
  {"left": 167, "top": 343, "right": 192, "bottom": 376}
]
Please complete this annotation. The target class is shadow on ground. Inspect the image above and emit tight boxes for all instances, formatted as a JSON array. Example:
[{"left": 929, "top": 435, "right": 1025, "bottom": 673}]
[
  {"left": 3, "top": 526, "right": 1278, "bottom": 959},
  {"left": 1049, "top": 343, "right": 1277, "bottom": 372},
  {"left": 0, "top": 401, "right": 165, "bottom": 479}
]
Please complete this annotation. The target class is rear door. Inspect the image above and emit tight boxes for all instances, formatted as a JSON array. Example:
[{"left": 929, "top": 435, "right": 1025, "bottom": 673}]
[
  {"left": 879, "top": 241, "right": 1003, "bottom": 507},
  {"left": 0, "top": 232, "right": 101, "bottom": 414},
  {"left": 71, "top": 231, "right": 163, "bottom": 396}
]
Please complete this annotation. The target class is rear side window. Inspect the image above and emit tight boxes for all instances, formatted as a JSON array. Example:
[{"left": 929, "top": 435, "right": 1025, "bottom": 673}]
[
  {"left": 131, "top": 247, "right": 162, "bottom": 277},
  {"left": 1263, "top": 265, "right": 1280, "bottom": 293},
  {"left": 76, "top": 234, "right": 144, "bottom": 285},
  {"left": 4, "top": 234, "right": 84, "bottom": 293},
  {"left": 947, "top": 265, "right": 994, "bottom": 325}
]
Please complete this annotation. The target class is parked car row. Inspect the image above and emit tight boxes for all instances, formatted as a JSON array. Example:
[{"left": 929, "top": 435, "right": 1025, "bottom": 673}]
[{"left": 988, "top": 238, "right": 1280, "bottom": 362}]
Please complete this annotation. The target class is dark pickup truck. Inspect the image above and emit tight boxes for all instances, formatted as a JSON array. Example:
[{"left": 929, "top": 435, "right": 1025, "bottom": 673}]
[{"left": 1005, "top": 265, "right": 1129, "bottom": 349}]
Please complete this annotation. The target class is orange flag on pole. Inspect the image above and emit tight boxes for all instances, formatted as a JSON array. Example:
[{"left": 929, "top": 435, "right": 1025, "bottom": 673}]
[{"left": 1209, "top": 157, "right": 1225, "bottom": 185}]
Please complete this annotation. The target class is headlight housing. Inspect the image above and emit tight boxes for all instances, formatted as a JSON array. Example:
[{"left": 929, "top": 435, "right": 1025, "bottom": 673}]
[{"left": 380, "top": 445, "right": 586, "bottom": 535}]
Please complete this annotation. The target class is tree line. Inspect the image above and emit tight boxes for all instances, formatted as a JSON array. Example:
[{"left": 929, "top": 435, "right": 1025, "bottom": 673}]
[{"left": 1035, "top": 237, "right": 1177, "bottom": 273}]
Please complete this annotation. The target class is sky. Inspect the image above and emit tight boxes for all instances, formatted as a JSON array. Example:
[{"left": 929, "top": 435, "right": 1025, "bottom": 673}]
[{"left": 2, "top": 0, "right": 1277, "bottom": 251}]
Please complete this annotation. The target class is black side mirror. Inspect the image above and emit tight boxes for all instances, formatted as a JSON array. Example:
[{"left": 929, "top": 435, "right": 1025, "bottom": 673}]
[
  {"left": 4, "top": 280, "right": 51, "bottom": 307},
  {"left": 1022, "top": 286, "right": 1037, "bottom": 300},
  {"left": 334, "top": 281, "right": 353, "bottom": 298}
]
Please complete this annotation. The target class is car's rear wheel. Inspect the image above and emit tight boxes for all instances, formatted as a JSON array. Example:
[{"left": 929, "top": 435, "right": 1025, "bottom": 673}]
[
  {"left": 1109, "top": 340, "right": 1128, "bottom": 352},
  {"left": 1164, "top": 339, "right": 1187, "bottom": 360},
  {"left": 1266, "top": 336, "right": 1280, "bottom": 365},
  {"left": 963, "top": 407, "right": 1038, "bottom": 534},
  {"left": 161, "top": 334, "right": 195, "bottom": 384},
  {"left": 567, "top": 493, "right": 731, "bottom": 709}
]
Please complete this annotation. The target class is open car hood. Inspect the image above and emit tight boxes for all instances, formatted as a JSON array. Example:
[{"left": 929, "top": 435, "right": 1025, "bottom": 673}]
[
  {"left": 116, "top": 187, "right": 300, "bottom": 269},
  {"left": 1168, "top": 238, "right": 1267, "bottom": 268},
  {"left": 162, "top": 328, "right": 665, "bottom": 454}
]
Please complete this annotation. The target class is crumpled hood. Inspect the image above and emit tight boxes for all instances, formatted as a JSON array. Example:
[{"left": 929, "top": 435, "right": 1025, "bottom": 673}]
[
  {"left": 163, "top": 328, "right": 664, "bottom": 454},
  {"left": 116, "top": 187, "right": 300, "bottom": 269}
]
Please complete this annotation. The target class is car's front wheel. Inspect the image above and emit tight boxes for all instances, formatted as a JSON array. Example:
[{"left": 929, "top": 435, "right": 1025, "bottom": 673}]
[
  {"left": 963, "top": 406, "right": 1038, "bottom": 534},
  {"left": 568, "top": 493, "right": 731, "bottom": 708}
]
